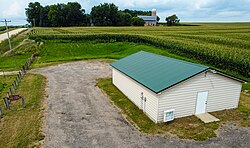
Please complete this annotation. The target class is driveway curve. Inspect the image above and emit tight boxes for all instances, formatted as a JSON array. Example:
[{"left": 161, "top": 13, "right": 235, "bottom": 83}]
[{"left": 30, "top": 60, "right": 250, "bottom": 148}]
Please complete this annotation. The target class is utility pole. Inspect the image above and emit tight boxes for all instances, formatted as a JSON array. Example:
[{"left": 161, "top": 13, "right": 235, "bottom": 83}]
[{"left": 0, "top": 19, "right": 12, "bottom": 50}]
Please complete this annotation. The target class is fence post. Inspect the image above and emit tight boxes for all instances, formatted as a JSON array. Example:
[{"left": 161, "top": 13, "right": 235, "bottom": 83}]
[
  {"left": 21, "top": 97, "right": 26, "bottom": 108},
  {"left": 13, "top": 82, "right": 15, "bottom": 90},
  {"left": 25, "top": 61, "right": 28, "bottom": 70},
  {"left": 3, "top": 98, "right": 10, "bottom": 110},
  {"left": 18, "top": 71, "right": 21, "bottom": 80},
  {"left": 0, "top": 106, "right": 2, "bottom": 117},
  {"left": 15, "top": 78, "right": 19, "bottom": 86},
  {"left": 9, "top": 88, "right": 12, "bottom": 96},
  {"left": 21, "top": 69, "right": 23, "bottom": 76},
  {"left": 22, "top": 66, "right": 25, "bottom": 75},
  {"left": 12, "top": 84, "right": 15, "bottom": 93}
]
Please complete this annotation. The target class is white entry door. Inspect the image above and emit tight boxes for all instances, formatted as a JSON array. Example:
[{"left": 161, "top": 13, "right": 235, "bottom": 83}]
[{"left": 195, "top": 91, "right": 208, "bottom": 114}]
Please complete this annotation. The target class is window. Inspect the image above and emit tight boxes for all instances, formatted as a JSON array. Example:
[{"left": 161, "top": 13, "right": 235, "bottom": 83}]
[{"left": 164, "top": 109, "right": 175, "bottom": 122}]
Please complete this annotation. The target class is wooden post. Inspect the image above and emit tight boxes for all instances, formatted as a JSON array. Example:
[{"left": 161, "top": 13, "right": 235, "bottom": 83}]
[
  {"left": 0, "top": 106, "right": 2, "bottom": 117},
  {"left": 22, "top": 66, "right": 25, "bottom": 75},
  {"left": 15, "top": 78, "right": 19, "bottom": 86},
  {"left": 21, "top": 68, "right": 24, "bottom": 76},
  {"left": 12, "top": 84, "right": 15, "bottom": 93},
  {"left": 3, "top": 98, "right": 10, "bottom": 110},
  {"left": 13, "top": 81, "right": 16, "bottom": 89},
  {"left": 25, "top": 61, "right": 28, "bottom": 70},
  {"left": 9, "top": 88, "right": 12, "bottom": 96},
  {"left": 18, "top": 71, "right": 22, "bottom": 79},
  {"left": 21, "top": 97, "right": 26, "bottom": 108}
]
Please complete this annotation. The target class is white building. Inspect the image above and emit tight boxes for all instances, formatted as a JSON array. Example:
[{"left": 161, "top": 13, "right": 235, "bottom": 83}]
[
  {"left": 111, "top": 51, "right": 245, "bottom": 123},
  {"left": 138, "top": 9, "right": 157, "bottom": 26}
]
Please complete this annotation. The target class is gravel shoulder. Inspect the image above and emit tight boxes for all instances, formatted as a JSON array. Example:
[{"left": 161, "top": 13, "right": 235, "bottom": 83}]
[{"left": 30, "top": 60, "right": 250, "bottom": 148}]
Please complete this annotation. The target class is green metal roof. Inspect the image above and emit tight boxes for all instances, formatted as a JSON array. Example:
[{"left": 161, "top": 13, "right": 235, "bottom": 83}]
[{"left": 111, "top": 51, "right": 209, "bottom": 94}]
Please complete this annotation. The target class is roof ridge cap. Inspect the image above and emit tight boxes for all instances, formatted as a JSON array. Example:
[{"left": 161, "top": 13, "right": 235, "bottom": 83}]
[{"left": 140, "top": 51, "right": 208, "bottom": 68}]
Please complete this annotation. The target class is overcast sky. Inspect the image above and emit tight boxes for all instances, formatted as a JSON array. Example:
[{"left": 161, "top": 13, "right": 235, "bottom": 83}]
[{"left": 0, "top": 0, "right": 250, "bottom": 25}]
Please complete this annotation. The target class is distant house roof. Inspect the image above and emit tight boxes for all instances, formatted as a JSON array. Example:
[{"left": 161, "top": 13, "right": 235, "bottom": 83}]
[
  {"left": 138, "top": 16, "right": 157, "bottom": 21},
  {"left": 111, "top": 51, "right": 209, "bottom": 94}
]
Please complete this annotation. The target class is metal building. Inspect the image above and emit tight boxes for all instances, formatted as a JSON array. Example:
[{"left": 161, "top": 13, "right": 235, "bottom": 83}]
[{"left": 111, "top": 51, "right": 245, "bottom": 123}]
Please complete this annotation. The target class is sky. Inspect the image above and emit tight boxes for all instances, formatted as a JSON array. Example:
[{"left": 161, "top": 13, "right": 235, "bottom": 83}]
[{"left": 0, "top": 0, "right": 250, "bottom": 25}]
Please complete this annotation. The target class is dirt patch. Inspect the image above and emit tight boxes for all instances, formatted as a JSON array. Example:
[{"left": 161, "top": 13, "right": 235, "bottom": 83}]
[{"left": 30, "top": 60, "right": 250, "bottom": 147}]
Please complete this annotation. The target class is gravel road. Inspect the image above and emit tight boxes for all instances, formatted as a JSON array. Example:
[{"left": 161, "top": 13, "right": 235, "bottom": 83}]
[
  {"left": 30, "top": 60, "right": 250, "bottom": 148},
  {"left": 0, "top": 28, "right": 27, "bottom": 43}
]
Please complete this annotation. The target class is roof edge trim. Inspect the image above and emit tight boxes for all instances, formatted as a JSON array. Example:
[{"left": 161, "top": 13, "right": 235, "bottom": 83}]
[
  {"left": 208, "top": 69, "right": 247, "bottom": 83},
  {"left": 155, "top": 68, "right": 209, "bottom": 94}
]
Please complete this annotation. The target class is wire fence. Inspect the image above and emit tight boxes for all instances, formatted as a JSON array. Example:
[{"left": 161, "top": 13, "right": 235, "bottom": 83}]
[{"left": 1, "top": 54, "right": 34, "bottom": 114}]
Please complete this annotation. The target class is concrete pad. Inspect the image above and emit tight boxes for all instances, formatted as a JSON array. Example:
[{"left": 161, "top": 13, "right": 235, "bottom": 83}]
[{"left": 196, "top": 113, "right": 220, "bottom": 123}]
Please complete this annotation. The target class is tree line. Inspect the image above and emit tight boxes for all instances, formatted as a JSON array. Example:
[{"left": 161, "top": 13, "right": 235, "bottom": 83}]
[
  {"left": 26, "top": 2, "right": 156, "bottom": 27},
  {"left": 26, "top": 2, "right": 180, "bottom": 27}
]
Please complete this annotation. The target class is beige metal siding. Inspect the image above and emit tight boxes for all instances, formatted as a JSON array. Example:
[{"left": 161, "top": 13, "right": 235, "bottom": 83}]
[
  {"left": 158, "top": 71, "right": 242, "bottom": 122},
  {"left": 112, "top": 68, "right": 159, "bottom": 123},
  {"left": 205, "top": 72, "right": 242, "bottom": 112}
]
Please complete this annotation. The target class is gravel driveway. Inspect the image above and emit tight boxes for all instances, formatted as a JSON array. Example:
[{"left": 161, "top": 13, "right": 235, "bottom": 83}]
[{"left": 30, "top": 60, "right": 250, "bottom": 148}]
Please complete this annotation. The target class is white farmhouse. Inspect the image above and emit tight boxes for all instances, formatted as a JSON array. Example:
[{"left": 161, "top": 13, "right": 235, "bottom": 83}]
[{"left": 111, "top": 51, "right": 245, "bottom": 123}]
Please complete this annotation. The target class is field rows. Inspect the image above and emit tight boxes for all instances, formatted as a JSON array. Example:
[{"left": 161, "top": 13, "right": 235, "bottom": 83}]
[{"left": 30, "top": 24, "right": 250, "bottom": 77}]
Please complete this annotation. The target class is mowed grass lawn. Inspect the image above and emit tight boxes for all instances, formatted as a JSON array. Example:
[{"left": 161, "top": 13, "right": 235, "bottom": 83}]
[
  {"left": 34, "top": 40, "right": 249, "bottom": 90},
  {"left": 32, "top": 41, "right": 196, "bottom": 67},
  {"left": 0, "top": 74, "right": 46, "bottom": 147},
  {"left": 97, "top": 78, "right": 250, "bottom": 141}
]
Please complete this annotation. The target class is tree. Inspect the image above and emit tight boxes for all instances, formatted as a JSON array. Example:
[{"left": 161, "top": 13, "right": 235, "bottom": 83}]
[
  {"left": 123, "top": 9, "right": 151, "bottom": 17},
  {"left": 39, "top": 6, "right": 50, "bottom": 27},
  {"left": 26, "top": 2, "right": 86, "bottom": 27},
  {"left": 25, "top": 2, "right": 43, "bottom": 27},
  {"left": 157, "top": 16, "right": 160, "bottom": 22},
  {"left": 83, "top": 14, "right": 91, "bottom": 26},
  {"left": 48, "top": 5, "right": 60, "bottom": 27},
  {"left": 65, "top": 2, "right": 85, "bottom": 26},
  {"left": 131, "top": 17, "right": 145, "bottom": 26},
  {"left": 116, "top": 12, "right": 132, "bottom": 26},
  {"left": 91, "top": 3, "right": 119, "bottom": 26},
  {"left": 165, "top": 14, "right": 180, "bottom": 26}
]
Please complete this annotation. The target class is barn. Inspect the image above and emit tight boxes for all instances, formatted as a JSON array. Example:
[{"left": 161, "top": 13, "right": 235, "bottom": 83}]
[
  {"left": 138, "top": 16, "right": 157, "bottom": 26},
  {"left": 110, "top": 51, "right": 245, "bottom": 123},
  {"left": 138, "top": 9, "right": 157, "bottom": 26}
]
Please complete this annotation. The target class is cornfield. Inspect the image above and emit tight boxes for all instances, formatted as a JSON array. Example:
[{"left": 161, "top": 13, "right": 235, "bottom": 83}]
[{"left": 29, "top": 23, "right": 250, "bottom": 77}]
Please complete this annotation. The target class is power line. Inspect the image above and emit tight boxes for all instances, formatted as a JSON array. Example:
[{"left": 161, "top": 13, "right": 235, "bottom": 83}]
[{"left": 0, "top": 19, "right": 12, "bottom": 50}]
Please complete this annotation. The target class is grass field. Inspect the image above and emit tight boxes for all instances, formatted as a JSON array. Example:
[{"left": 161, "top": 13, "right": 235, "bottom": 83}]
[
  {"left": 0, "top": 28, "right": 35, "bottom": 71},
  {"left": 36, "top": 41, "right": 194, "bottom": 63},
  {"left": 30, "top": 23, "right": 250, "bottom": 77},
  {"left": 0, "top": 74, "right": 46, "bottom": 147},
  {"left": 97, "top": 78, "right": 250, "bottom": 140}
]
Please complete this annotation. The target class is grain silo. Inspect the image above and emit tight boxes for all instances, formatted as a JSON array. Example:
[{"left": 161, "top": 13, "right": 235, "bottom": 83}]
[{"left": 152, "top": 9, "right": 157, "bottom": 16}]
